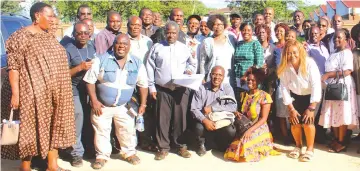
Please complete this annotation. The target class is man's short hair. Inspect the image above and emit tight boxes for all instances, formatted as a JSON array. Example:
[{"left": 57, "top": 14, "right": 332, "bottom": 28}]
[
  {"left": 139, "top": 7, "right": 152, "bottom": 17},
  {"left": 76, "top": 4, "right": 90, "bottom": 17},
  {"left": 164, "top": 21, "right": 179, "bottom": 33}
]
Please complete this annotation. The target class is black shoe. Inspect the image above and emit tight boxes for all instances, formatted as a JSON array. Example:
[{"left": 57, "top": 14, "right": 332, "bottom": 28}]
[
  {"left": 196, "top": 145, "right": 207, "bottom": 156},
  {"left": 71, "top": 156, "right": 83, "bottom": 167}
]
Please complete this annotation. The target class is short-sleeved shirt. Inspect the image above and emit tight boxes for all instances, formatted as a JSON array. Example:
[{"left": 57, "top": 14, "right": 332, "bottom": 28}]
[
  {"left": 127, "top": 33, "right": 153, "bottom": 63},
  {"left": 234, "top": 40, "right": 264, "bottom": 87},
  {"left": 241, "top": 90, "right": 273, "bottom": 121},
  {"left": 65, "top": 41, "right": 96, "bottom": 96}
]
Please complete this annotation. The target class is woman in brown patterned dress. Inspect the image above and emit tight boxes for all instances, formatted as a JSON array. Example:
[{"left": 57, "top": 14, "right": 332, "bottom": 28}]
[{"left": 1, "top": 2, "right": 75, "bottom": 171}]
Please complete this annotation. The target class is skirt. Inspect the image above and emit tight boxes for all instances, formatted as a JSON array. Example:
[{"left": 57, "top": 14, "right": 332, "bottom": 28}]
[
  {"left": 319, "top": 76, "right": 359, "bottom": 129},
  {"left": 224, "top": 124, "right": 280, "bottom": 162}
]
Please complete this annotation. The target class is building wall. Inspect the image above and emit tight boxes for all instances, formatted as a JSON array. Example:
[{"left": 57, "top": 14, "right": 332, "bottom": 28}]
[
  {"left": 327, "top": 3, "right": 336, "bottom": 20},
  {"left": 320, "top": 9, "right": 326, "bottom": 17},
  {"left": 314, "top": 14, "right": 319, "bottom": 21},
  {"left": 336, "top": 1, "right": 350, "bottom": 19}
]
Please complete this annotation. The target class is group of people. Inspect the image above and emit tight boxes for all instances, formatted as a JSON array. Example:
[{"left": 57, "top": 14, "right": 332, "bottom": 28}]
[{"left": 1, "top": 2, "right": 360, "bottom": 171}]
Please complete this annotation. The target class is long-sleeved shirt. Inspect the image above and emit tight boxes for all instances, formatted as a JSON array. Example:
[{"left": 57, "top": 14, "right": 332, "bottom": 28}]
[
  {"left": 94, "top": 28, "right": 118, "bottom": 55},
  {"left": 307, "top": 42, "right": 330, "bottom": 75},
  {"left": 141, "top": 25, "right": 158, "bottom": 38},
  {"left": 146, "top": 40, "right": 197, "bottom": 93},
  {"left": 191, "top": 82, "right": 237, "bottom": 122},
  {"left": 279, "top": 57, "right": 322, "bottom": 105}
]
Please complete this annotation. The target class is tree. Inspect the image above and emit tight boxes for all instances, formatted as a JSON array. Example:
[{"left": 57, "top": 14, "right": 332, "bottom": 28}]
[{"left": 1, "top": 0, "right": 23, "bottom": 14}]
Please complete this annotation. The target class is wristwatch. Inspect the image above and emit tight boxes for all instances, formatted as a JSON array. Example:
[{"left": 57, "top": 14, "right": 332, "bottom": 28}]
[{"left": 308, "top": 106, "right": 316, "bottom": 112}]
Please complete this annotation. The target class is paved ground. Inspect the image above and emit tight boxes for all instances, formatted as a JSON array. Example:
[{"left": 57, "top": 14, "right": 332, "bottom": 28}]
[{"left": 2, "top": 141, "right": 360, "bottom": 171}]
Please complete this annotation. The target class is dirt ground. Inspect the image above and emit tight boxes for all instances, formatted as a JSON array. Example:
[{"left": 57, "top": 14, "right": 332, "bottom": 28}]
[{"left": 1, "top": 141, "right": 360, "bottom": 171}]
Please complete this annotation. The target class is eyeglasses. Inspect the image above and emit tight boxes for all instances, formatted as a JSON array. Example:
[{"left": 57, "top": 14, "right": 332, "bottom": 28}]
[
  {"left": 75, "top": 31, "right": 90, "bottom": 36},
  {"left": 213, "top": 23, "right": 224, "bottom": 28}
]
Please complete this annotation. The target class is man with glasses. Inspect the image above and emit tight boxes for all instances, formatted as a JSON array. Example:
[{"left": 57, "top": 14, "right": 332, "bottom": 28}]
[
  {"left": 95, "top": 11, "right": 122, "bottom": 55},
  {"left": 190, "top": 66, "right": 236, "bottom": 156},
  {"left": 62, "top": 21, "right": 96, "bottom": 167}
]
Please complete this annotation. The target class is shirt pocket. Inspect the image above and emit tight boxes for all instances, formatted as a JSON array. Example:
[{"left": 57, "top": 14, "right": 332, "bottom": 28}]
[
  {"left": 127, "top": 70, "right": 138, "bottom": 85},
  {"left": 103, "top": 68, "right": 117, "bottom": 83}
]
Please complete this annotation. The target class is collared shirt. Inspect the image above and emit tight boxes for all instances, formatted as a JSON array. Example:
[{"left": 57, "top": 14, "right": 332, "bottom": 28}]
[
  {"left": 279, "top": 57, "right": 322, "bottom": 105},
  {"left": 269, "top": 22, "right": 278, "bottom": 43},
  {"left": 263, "top": 43, "right": 276, "bottom": 69},
  {"left": 127, "top": 33, "right": 153, "bottom": 63},
  {"left": 195, "top": 32, "right": 213, "bottom": 44},
  {"left": 63, "top": 24, "right": 100, "bottom": 39},
  {"left": 150, "top": 27, "right": 187, "bottom": 44},
  {"left": 141, "top": 25, "right": 158, "bottom": 38},
  {"left": 290, "top": 25, "right": 305, "bottom": 37},
  {"left": 146, "top": 41, "right": 197, "bottom": 93},
  {"left": 227, "top": 27, "right": 243, "bottom": 41},
  {"left": 83, "top": 53, "right": 148, "bottom": 106},
  {"left": 66, "top": 41, "right": 96, "bottom": 96},
  {"left": 186, "top": 34, "right": 202, "bottom": 73},
  {"left": 191, "top": 82, "right": 237, "bottom": 122},
  {"left": 94, "top": 28, "right": 119, "bottom": 55},
  {"left": 307, "top": 42, "right": 330, "bottom": 75}
]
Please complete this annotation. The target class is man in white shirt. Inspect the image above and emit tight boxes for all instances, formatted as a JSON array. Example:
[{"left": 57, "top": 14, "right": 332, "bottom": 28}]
[
  {"left": 146, "top": 21, "right": 197, "bottom": 160},
  {"left": 263, "top": 7, "right": 277, "bottom": 43},
  {"left": 84, "top": 34, "right": 148, "bottom": 168}
]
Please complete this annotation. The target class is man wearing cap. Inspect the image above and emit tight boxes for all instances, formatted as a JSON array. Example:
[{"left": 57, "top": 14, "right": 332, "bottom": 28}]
[
  {"left": 186, "top": 14, "right": 202, "bottom": 73},
  {"left": 150, "top": 8, "right": 187, "bottom": 44},
  {"left": 227, "top": 12, "right": 243, "bottom": 41}
]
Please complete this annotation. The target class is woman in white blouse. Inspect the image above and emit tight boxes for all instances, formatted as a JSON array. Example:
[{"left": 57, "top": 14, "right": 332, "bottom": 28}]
[
  {"left": 277, "top": 40, "right": 322, "bottom": 162},
  {"left": 319, "top": 29, "right": 359, "bottom": 153},
  {"left": 200, "top": 14, "right": 236, "bottom": 84}
]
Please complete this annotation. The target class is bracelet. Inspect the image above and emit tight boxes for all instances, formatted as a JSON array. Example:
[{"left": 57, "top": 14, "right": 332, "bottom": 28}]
[
  {"left": 140, "top": 104, "right": 147, "bottom": 107},
  {"left": 308, "top": 106, "right": 315, "bottom": 112}
]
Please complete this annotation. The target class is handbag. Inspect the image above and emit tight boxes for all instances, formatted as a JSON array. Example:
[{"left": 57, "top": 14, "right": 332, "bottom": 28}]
[
  {"left": 207, "top": 96, "right": 237, "bottom": 129},
  {"left": 234, "top": 114, "right": 258, "bottom": 138},
  {"left": 1, "top": 109, "right": 20, "bottom": 145},
  {"left": 324, "top": 53, "right": 349, "bottom": 101}
]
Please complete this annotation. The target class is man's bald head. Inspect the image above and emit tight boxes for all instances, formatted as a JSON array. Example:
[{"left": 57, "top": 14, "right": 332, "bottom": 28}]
[
  {"left": 113, "top": 33, "right": 131, "bottom": 59},
  {"left": 263, "top": 7, "right": 274, "bottom": 24},
  {"left": 170, "top": 8, "right": 184, "bottom": 26},
  {"left": 211, "top": 66, "right": 225, "bottom": 75},
  {"left": 210, "top": 66, "right": 225, "bottom": 87},
  {"left": 127, "top": 16, "right": 142, "bottom": 38}
]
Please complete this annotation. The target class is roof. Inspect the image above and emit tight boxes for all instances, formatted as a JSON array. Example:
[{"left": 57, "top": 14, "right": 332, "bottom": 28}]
[
  {"left": 320, "top": 5, "right": 327, "bottom": 13},
  {"left": 327, "top": 1, "right": 336, "bottom": 9},
  {"left": 341, "top": 0, "right": 360, "bottom": 8},
  {"left": 208, "top": 7, "right": 232, "bottom": 15}
]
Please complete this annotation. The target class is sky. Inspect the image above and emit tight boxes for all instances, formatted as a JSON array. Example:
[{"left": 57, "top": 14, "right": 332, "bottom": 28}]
[{"left": 200, "top": 0, "right": 328, "bottom": 9}]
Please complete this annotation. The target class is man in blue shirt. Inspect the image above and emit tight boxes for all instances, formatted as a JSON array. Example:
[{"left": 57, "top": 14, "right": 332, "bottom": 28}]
[
  {"left": 63, "top": 21, "right": 96, "bottom": 167},
  {"left": 84, "top": 34, "right": 148, "bottom": 168}
]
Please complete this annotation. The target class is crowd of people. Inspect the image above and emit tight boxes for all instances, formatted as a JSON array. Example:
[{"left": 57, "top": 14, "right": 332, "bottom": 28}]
[{"left": 1, "top": 2, "right": 360, "bottom": 171}]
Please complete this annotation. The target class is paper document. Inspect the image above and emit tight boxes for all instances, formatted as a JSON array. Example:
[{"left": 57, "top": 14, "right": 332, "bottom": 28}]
[{"left": 172, "top": 74, "right": 204, "bottom": 91}]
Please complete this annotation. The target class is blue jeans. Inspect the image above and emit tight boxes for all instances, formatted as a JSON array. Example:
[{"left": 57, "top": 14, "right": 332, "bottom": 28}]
[{"left": 71, "top": 96, "right": 85, "bottom": 158}]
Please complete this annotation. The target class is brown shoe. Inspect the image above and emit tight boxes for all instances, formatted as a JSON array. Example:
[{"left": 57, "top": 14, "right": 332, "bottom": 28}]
[
  {"left": 91, "top": 159, "right": 106, "bottom": 170},
  {"left": 178, "top": 147, "right": 191, "bottom": 158},
  {"left": 154, "top": 151, "right": 168, "bottom": 160}
]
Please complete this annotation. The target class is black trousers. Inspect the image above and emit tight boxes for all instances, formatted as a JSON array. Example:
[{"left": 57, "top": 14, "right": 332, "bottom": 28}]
[
  {"left": 155, "top": 86, "right": 189, "bottom": 151},
  {"left": 192, "top": 121, "right": 236, "bottom": 152}
]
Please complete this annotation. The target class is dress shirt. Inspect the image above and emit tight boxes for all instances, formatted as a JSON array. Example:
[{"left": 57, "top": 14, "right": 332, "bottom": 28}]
[
  {"left": 141, "top": 25, "right": 158, "bottom": 38},
  {"left": 146, "top": 41, "right": 197, "bottom": 93},
  {"left": 263, "top": 43, "right": 276, "bottom": 69},
  {"left": 94, "top": 28, "right": 118, "bottom": 55},
  {"left": 269, "top": 22, "right": 278, "bottom": 43},
  {"left": 307, "top": 42, "right": 330, "bottom": 75},
  {"left": 279, "top": 57, "right": 322, "bottom": 105},
  {"left": 186, "top": 34, "right": 202, "bottom": 73},
  {"left": 191, "top": 82, "right": 237, "bottom": 122},
  {"left": 127, "top": 33, "right": 153, "bottom": 63}
]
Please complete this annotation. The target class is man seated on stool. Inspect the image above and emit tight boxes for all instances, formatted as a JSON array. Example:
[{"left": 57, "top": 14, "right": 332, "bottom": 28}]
[{"left": 190, "top": 66, "right": 237, "bottom": 156}]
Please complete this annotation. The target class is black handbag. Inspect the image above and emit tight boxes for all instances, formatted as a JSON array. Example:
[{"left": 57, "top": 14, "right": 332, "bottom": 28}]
[
  {"left": 324, "top": 70, "right": 348, "bottom": 101},
  {"left": 234, "top": 116, "right": 253, "bottom": 137}
]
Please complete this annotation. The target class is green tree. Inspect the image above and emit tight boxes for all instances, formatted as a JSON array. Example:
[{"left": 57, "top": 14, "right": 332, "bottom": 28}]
[{"left": 1, "top": 0, "right": 23, "bottom": 14}]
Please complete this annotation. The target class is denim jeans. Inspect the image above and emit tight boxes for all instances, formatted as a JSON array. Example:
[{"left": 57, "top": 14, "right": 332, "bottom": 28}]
[{"left": 71, "top": 96, "right": 85, "bottom": 158}]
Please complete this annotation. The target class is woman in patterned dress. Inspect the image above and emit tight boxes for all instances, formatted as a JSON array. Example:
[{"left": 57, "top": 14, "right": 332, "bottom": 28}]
[
  {"left": 1, "top": 2, "right": 75, "bottom": 171},
  {"left": 224, "top": 67, "right": 279, "bottom": 162},
  {"left": 319, "top": 29, "right": 359, "bottom": 153}
]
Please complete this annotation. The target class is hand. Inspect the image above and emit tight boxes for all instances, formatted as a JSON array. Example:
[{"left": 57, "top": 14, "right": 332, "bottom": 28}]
[
  {"left": 185, "top": 70, "right": 192, "bottom": 75},
  {"left": 202, "top": 118, "right": 216, "bottom": 131},
  {"left": 138, "top": 105, "right": 146, "bottom": 116},
  {"left": 241, "top": 129, "right": 252, "bottom": 141},
  {"left": 289, "top": 109, "right": 301, "bottom": 125},
  {"left": 91, "top": 100, "right": 105, "bottom": 116},
  {"left": 80, "top": 61, "right": 93, "bottom": 71},
  {"left": 203, "top": 106, "right": 212, "bottom": 115},
  {"left": 321, "top": 74, "right": 329, "bottom": 82},
  {"left": 234, "top": 111, "right": 242, "bottom": 119},
  {"left": 151, "top": 92, "right": 157, "bottom": 100},
  {"left": 302, "top": 109, "right": 315, "bottom": 124},
  {"left": 10, "top": 94, "right": 19, "bottom": 109}
]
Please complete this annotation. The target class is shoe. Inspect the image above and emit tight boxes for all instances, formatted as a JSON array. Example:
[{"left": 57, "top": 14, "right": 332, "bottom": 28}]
[
  {"left": 154, "top": 151, "right": 168, "bottom": 160},
  {"left": 71, "top": 156, "right": 83, "bottom": 167},
  {"left": 178, "top": 147, "right": 191, "bottom": 158},
  {"left": 196, "top": 145, "right": 207, "bottom": 156}
]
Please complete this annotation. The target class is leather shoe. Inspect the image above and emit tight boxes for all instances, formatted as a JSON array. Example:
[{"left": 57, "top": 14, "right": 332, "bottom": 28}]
[{"left": 196, "top": 145, "right": 206, "bottom": 156}]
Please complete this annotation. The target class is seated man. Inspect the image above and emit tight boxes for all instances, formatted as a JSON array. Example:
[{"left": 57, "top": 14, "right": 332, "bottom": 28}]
[{"left": 190, "top": 66, "right": 237, "bottom": 156}]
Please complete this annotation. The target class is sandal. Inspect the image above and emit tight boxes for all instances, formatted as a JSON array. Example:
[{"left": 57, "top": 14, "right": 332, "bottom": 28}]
[
  {"left": 300, "top": 151, "right": 314, "bottom": 162},
  {"left": 328, "top": 141, "right": 347, "bottom": 153},
  {"left": 126, "top": 155, "right": 141, "bottom": 165},
  {"left": 288, "top": 147, "right": 301, "bottom": 159},
  {"left": 91, "top": 159, "right": 107, "bottom": 170}
]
